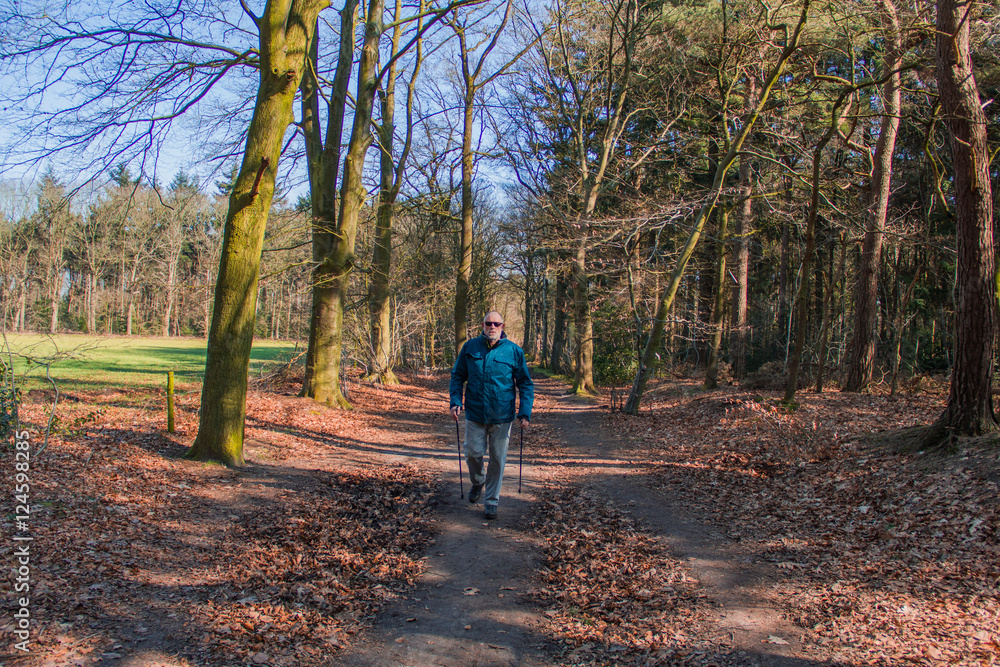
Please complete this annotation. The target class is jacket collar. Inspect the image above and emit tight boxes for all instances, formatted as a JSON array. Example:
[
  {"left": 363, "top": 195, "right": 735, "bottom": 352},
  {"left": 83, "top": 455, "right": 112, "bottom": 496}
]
[{"left": 480, "top": 331, "right": 507, "bottom": 348}]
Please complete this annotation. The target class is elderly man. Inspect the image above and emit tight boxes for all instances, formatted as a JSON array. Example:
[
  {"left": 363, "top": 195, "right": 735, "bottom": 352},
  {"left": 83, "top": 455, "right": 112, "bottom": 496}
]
[{"left": 449, "top": 311, "right": 533, "bottom": 520}]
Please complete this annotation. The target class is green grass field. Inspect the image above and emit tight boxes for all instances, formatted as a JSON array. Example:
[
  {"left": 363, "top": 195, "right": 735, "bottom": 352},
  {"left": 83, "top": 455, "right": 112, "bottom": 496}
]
[{"left": 2, "top": 333, "right": 303, "bottom": 393}]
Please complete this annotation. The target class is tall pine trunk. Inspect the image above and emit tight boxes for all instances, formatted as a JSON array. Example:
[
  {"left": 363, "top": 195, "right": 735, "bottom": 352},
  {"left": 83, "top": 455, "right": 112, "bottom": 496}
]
[
  {"left": 843, "top": 0, "right": 902, "bottom": 391},
  {"left": 550, "top": 270, "right": 569, "bottom": 374},
  {"left": 704, "top": 208, "right": 729, "bottom": 389},
  {"left": 923, "top": 0, "right": 996, "bottom": 444},
  {"left": 731, "top": 151, "right": 753, "bottom": 380}
]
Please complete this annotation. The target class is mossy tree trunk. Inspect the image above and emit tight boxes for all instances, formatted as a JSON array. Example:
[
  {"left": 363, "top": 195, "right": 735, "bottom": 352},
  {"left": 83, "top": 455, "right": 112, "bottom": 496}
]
[{"left": 188, "top": 0, "right": 328, "bottom": 466}]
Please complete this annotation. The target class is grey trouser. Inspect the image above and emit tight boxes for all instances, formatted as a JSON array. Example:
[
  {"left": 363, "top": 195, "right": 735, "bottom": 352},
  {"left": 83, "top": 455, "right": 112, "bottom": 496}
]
[{"left": 464, "top": 419, "right": 513, "bottom": 506}]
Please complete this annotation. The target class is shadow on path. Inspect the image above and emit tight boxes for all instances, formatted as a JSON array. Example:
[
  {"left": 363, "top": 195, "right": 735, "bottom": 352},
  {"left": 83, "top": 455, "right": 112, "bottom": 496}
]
[{"left": 336, "top": 376, "right": 846, "bottom": 667}]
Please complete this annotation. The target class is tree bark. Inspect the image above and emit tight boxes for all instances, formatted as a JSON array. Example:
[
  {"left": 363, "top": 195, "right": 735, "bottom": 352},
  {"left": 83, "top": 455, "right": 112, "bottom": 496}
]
[
  {"left": 731, "top": 150, "right": 753, "bottom": 380},
  {"left": 777, "top": 211, "right": 790, "bottom": 347},
  {"left": 703, "top": 207, "right": 729, "bottom": 389},
  {"left": 188, "top": 0, "right": 327, "bottom": 466},
  {"left": 522, "top": 252, "right": 534, "bottom": 360},
  {"left": 924, "top": 0, "right": 996, "bottom": 444},
  {"left": 454, "top": 85, "right": 475, "bottom": 355},
  {"left": 550, "top": 269, "right": 569, "bottom": 374},
  {"left": 49, "top": 281, "right": 59, "bottom": 334},
  {"left": 842, "top": 0, "right": 903, "bottom": 392},
  {"left": 571, "top": 230, "right": 596, "bottom": 393},
  {"left": 540, "top": 271, "right": 550, "bottom": 366},
  {"left": 815, "top": 234, "right": 845, "bottom": 391},
  {"left": 300, "top": 0, "right": 357, "bottom": 408},
  {"left": 366, "top": 0, "right": 421, "bottom": 385},
  {"left": 162, "top": 259, "right": 177, "bottom": 337}
]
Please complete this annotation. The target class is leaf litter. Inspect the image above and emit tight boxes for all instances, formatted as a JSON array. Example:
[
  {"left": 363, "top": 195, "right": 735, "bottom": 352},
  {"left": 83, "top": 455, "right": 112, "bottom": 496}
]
[{"left": 2, "top": 370, "right": 998, "bottom": 667}]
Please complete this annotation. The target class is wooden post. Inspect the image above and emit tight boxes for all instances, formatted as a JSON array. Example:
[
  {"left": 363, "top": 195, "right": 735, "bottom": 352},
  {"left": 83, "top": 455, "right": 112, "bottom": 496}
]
[{"left": 167, "top": 371, "right": 175, "bottom": 433}]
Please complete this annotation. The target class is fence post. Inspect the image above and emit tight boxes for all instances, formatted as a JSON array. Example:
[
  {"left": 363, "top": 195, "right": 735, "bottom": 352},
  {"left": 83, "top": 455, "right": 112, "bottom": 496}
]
[{"left": 167, "top": 371, "right": 175, "bottom": 433}]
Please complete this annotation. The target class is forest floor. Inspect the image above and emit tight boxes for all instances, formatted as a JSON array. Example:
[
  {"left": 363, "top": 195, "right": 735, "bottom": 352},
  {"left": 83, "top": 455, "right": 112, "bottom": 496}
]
[{"left": 2, "top": 367, "right": 999, "bottom": 666}]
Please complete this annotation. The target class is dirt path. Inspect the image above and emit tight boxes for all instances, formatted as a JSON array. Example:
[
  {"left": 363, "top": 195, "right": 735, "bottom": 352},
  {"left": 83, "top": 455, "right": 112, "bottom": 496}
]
[
  {"left": 334, "top": 393, "right": 558, "bottom": 667},
  {"left": 24, "top": 374, "right": 825, "bottom": 667},
  {"left": 337, "top": 377, "right": 818, "bottom": 666}
]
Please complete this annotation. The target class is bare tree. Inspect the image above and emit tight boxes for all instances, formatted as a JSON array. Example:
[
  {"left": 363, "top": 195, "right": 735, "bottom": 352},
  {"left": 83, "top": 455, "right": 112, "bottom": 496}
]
[
  {"left": 365, "top": 0, "right": 426, "bottom": 384},
  {"left": 446, "top": 0, "right": 534, "bottom": 353},
  {"left": 0, "top": 2, "right": 267, "bottom": 184},
  {"left": 300, "top": 0, "right": 478, "bottom": 406}
]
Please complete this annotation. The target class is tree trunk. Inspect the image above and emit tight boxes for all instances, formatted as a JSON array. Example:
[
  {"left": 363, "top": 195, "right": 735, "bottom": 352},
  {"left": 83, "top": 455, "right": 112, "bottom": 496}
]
[
  {"left": 731, "top": 151, "right": 753, "bottom": 380},
  {"left": 571, "top": 230, "right": 597, "bottom": 393},
  {"left": 366, "top": 0, "right": 417, "bottom": 385},
  {"left": 188, "top": 0, "right": 327, "bottom": 466},
  {"left": 523, "top": 253, "right": 534, "bottom": 360},
  {"left": 815, "top": 234, "right": 844, "bottom": 391},
  {"left": 16, "top": 279, "right": 26, "bottom": 332},
  {"left": 454, "top": 88, "right": 475, "bottom": 355},
  {"left": 300, "top": 0, "right": 357, "bottom": 408},
  {"left": 162, "top": 260, "right": 176, "bottom": 337},
  {"left": 843, "top": 0, "right": 903, "bottom": 392},
  {"left": 704, "top": 207, "right": 729, "bottom": 389},
  {"left": 924, "top": 0, "right": 996, "bottom": 444},
  {"left": 889, "top": 264, "right": 920, "bottom": 397},
  {"left": 304, "top": 0, "right": 386, "bottom": 407},
  {"left": 272, "top": 285, "right": 281, "bottom": 338},
  {"left": 368, "top": 149, "right": 399, "bottom": 384},
  {"left": 550, "top": 269, "right": 569, "bottom": 374},
  {"left": 540, "top": 272, "right": 550, "bottom": 366},
  {"left": 83, "top": 272, "right": 92, "bottom": 333},
  {"left": 49, "top": 280, "right": 59, "bottom": 334},
  {"left": 777, "top": 214, "right": 790, "bottom": 347}
]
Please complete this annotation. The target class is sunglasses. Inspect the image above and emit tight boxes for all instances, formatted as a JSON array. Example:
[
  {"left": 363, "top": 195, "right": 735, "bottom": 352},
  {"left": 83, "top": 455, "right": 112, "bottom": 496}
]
[{"left": 483, "top": 321, "right": 504, "bottom": 327}]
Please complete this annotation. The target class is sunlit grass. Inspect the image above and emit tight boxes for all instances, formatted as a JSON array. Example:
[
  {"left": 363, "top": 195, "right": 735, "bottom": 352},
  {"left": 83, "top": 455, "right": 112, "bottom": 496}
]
[{"left": 1, "top": 333, "right": 303, "bottom": 394}]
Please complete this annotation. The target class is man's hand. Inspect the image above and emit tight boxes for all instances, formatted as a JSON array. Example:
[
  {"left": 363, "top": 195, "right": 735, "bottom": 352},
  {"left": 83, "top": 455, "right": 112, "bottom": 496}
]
[
  {"left": 451, "top": 405, "right": 462, "bottom": 421},
  {"left": 519, "top": 417, "right": 529, "bottom": 429}
]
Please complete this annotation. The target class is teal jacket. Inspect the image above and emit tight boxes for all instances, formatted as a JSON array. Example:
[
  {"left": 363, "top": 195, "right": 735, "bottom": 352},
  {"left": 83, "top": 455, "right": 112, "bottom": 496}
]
[{"left": 450, "top": 333, "right": 534, "bottom": 424}]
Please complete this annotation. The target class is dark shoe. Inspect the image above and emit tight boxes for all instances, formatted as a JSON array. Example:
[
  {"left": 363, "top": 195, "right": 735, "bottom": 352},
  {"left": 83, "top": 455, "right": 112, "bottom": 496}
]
[
  {"left": 484, "top": 504, "right": 498, "bottom": 520},
  {"left": 469, "top": 485, "right": 483, "bottom": 504}
]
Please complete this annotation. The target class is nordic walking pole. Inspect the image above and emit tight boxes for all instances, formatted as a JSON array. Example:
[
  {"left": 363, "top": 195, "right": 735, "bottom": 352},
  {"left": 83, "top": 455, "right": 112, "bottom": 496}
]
[
  {"left": 518, "top": 421, "right": 524, "bottom": 494},
  {"left": 455, "top": 417, "right": 464, "bottom": 499}
]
